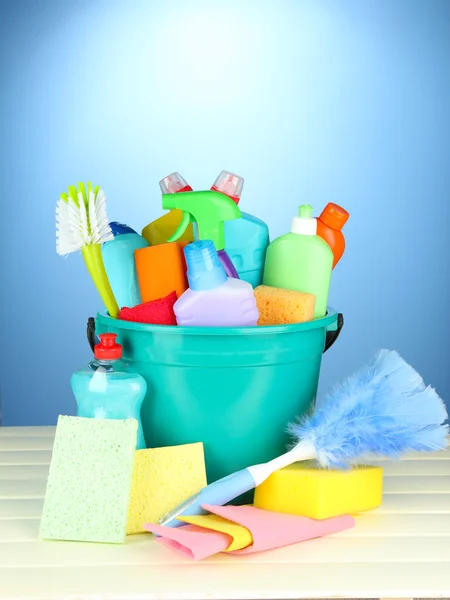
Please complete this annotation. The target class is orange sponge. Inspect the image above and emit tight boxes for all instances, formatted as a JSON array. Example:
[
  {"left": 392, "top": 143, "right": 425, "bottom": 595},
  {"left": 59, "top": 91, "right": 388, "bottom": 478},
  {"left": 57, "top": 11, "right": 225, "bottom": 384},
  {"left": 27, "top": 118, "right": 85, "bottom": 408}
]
[
  {"left": 254, "top": 285, "right": 315, "bottom": 326},
  {"left": 135, "top": 242, "right": 189, "bottom": 303}
]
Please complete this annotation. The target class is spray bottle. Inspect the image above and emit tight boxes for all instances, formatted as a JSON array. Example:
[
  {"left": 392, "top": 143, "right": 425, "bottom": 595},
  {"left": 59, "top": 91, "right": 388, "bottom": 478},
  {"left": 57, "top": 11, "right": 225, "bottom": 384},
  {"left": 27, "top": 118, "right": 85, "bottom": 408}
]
[
  {"left": 162, "top": 190, "right": 242, "bottom": 278},
  {"left": 212, "top": 170, "right": 270, "bottom": 287}
]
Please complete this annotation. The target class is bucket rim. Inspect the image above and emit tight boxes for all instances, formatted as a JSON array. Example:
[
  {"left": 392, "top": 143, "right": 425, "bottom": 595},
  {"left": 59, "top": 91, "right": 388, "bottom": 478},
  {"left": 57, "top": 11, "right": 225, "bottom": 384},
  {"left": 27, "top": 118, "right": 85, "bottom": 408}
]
[{"left": 96, "top": 307, "right": 338, "bottom": 336}]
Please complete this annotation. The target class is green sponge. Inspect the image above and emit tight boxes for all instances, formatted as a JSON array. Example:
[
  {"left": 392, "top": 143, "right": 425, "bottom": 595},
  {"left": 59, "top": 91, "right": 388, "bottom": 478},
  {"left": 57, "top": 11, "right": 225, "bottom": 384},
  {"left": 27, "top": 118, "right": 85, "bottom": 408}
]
[{"left": 39, "top": 416, "right": 137, "bottom": 544}]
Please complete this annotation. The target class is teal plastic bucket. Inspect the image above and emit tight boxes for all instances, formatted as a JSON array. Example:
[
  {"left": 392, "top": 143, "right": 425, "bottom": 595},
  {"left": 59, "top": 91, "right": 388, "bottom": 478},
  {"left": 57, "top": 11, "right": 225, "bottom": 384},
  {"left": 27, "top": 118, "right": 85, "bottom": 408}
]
[{"left": 94, "top": 309, "right": 342, "bottom": 490}]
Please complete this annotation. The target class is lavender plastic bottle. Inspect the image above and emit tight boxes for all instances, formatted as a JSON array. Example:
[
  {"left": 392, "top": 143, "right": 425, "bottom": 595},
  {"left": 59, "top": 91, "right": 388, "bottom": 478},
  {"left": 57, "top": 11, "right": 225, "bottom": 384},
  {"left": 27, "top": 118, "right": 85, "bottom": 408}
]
[{"left": 174, "top": 240, "right": 259, "bottom": 327}]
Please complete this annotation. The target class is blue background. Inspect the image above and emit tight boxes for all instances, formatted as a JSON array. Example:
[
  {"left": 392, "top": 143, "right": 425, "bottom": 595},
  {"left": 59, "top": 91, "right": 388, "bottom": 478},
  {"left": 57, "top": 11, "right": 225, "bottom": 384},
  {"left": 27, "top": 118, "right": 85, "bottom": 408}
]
[{"left": 1, "top": 0, "right": 449, "bottom": 425}]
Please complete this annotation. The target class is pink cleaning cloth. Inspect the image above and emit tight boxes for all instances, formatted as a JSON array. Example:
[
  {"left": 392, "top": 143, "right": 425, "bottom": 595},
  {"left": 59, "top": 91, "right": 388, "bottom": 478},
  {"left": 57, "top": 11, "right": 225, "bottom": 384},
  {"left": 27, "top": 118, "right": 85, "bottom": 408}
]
[
  {"left": 145, "top": 507, "right": 354, "bottom": 561},
  {"left": 144, "top": 522, "right": 231, "bottom": 561},
  {"left": 202, "top": 504, "right": 355, "bottom": 555}
]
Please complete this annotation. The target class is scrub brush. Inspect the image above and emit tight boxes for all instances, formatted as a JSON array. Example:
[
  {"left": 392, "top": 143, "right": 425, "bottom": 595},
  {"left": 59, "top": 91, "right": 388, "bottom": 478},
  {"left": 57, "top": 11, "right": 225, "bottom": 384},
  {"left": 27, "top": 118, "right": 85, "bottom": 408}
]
[
  {"left": 160, "top": 349, "right": 448, "bottom": 527},
  {"left": 56, "top": 182, "right": 119, "bottom": 318}
]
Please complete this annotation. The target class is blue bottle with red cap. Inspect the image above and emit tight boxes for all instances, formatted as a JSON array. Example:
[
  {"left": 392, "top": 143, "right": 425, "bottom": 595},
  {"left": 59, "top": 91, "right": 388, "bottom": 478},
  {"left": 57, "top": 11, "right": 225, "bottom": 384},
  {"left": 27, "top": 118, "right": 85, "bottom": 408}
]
[{"left": 71, "top": 333, "right": 147, "bottom": 449}]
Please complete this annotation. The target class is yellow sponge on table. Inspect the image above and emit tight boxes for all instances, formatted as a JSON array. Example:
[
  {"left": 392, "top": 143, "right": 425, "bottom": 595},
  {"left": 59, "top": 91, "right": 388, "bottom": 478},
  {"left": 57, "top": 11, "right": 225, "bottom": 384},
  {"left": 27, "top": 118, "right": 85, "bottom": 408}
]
[
  {"left": 254, "top": 285, "right": 315, "bottom": 326},
  {"left": 127, "top": 443, "right": 207, "bottom": 534},
  {"left": 254, "top": 462, "right": 383, "bottom": 520}
]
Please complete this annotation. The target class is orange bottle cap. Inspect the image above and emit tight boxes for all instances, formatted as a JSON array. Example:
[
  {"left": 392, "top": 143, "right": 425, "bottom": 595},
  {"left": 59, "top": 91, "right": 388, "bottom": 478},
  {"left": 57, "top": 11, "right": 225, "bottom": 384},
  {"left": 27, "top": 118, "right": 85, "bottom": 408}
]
[{"left": 319, "top": 203, "right": 349, "bottom": 230}]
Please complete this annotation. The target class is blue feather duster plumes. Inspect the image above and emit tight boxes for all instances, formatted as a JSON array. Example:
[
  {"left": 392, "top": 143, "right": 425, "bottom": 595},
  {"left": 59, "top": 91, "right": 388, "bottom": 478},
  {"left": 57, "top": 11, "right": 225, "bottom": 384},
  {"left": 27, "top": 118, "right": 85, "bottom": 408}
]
[{"left": 289, "top": 349, "right": 449, "bottom": 468}]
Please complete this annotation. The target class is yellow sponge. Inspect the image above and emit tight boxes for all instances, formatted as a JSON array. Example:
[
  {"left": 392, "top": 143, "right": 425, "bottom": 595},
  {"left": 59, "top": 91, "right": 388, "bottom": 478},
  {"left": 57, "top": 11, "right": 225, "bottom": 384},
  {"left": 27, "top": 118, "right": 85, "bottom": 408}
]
[
  {"left": 127, "top": 443, "right": 207, "bottom": 534},
  {"left": 254, "top": 285, "right": 315, "bottom": 326},
  {"left": 254, "top": 462, "right": 383, "bottom": 520}
]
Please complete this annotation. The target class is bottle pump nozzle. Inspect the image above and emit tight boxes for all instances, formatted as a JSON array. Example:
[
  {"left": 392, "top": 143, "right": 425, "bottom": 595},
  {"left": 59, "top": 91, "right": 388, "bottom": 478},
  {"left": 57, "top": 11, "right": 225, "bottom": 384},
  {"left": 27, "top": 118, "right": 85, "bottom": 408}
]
[{"left": 291, "top": 204, "right": 317, "bottom": 236}]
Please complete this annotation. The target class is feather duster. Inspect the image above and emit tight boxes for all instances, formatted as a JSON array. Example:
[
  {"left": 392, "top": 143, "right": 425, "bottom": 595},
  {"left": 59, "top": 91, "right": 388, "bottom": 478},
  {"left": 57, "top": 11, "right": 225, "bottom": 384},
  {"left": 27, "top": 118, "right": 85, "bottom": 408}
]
[
  {"left": 289, "top": 349, "right": 448, "bottom": 468},
  {"left": 160, "top": 349, "right": 448, "bottom": 527}
]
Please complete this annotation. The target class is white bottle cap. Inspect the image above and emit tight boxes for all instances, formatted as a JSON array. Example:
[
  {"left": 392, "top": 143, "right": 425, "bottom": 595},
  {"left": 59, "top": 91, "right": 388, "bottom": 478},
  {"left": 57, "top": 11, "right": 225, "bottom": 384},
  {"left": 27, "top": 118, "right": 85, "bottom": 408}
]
[{"left": 290, "top": 204, "right": 317, "bottom": 235}]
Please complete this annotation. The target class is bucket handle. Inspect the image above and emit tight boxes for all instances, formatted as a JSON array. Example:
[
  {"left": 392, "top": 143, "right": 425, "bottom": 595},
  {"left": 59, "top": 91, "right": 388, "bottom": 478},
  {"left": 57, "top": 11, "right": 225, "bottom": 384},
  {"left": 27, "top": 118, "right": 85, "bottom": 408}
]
[
  {"left": 87, "top": 317, "right": 98, "bottom": 353},
  {"left": 324, "top": 312, "right": 344, "bottom": 353},
  {"left": 87, "top": 312, "right": 344, "bottom": 354}
]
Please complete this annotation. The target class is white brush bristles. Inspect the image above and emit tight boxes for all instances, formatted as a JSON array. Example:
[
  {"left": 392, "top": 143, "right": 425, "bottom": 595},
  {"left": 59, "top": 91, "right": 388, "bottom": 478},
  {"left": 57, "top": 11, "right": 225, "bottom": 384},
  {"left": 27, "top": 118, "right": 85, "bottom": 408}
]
[{"left": 56, "top": 188, "right": 114, "bottom": 255}]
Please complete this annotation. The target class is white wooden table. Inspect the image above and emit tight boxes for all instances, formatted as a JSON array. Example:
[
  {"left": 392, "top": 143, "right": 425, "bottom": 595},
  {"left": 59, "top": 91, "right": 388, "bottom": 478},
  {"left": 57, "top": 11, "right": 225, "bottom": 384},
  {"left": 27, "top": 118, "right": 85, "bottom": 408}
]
[{"left": 1, "top": 426, "right": 449, "bottom": 600}]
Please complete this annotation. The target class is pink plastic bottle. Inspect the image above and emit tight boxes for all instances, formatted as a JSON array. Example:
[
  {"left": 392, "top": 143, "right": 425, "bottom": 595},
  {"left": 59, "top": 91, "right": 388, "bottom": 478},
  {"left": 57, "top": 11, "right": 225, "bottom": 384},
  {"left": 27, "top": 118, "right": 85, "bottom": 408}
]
[{"left": 174, "top": 240, "right": 259, "bottom": 327}]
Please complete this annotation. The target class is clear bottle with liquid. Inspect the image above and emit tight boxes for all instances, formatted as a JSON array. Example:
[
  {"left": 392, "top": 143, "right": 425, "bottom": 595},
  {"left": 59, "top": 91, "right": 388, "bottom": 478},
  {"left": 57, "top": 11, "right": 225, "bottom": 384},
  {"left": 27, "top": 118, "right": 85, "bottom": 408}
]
[{"left": 71, "top": 333, "right": 147, "bottom": 449}]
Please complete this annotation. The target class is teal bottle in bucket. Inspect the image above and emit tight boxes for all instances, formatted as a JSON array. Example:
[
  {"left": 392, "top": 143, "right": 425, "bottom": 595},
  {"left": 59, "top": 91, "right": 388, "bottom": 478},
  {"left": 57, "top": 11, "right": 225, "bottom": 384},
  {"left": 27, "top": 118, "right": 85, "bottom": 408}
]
[{"left": 94, "top": 309, "right": 342, "bottom": 498}]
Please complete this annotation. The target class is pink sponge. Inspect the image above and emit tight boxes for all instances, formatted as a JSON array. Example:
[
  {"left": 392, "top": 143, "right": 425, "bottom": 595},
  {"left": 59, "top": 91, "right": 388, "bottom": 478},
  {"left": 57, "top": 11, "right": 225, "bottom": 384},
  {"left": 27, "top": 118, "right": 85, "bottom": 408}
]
[{"left": 119, "top": 291, "right": 178, "bottom": 325}]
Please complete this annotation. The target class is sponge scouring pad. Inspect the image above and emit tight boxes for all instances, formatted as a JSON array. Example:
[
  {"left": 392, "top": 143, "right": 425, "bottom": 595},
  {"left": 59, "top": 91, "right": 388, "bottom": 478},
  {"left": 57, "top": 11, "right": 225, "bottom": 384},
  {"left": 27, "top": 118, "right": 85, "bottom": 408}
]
[
  {"left": 39, "top": 416, "right": 137, "bottom": 544},
  {"left": 254, "top": 285, "right": 315, "bottom": 326},
  {"left": 127, "top": 443, "right": 207, "bottom": 534},
  {"left": 254, "top": 462, "right": 383, "bottom": 520}
]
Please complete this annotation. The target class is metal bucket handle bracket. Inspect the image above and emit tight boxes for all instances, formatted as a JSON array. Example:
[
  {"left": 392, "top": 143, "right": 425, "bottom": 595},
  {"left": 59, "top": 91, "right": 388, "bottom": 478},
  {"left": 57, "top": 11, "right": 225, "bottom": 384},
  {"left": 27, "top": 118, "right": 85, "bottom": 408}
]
[{"left": 87, "top": 312, "right": 344, "bottom": 354}]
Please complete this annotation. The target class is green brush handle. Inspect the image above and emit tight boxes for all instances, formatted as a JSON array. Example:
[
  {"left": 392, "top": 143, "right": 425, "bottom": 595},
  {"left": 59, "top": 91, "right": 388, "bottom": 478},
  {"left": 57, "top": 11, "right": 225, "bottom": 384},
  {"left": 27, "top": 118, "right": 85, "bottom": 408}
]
[{"left": 82, "top": 244, "right": 119, "bottom": 318}]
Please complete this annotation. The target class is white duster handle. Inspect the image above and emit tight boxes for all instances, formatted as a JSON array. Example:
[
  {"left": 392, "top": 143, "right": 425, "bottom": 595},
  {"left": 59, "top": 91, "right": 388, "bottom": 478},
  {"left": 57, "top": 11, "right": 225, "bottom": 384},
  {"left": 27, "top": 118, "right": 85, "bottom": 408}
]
[{"left": 247, "top": 439, "right": 317, "bottom": 486}]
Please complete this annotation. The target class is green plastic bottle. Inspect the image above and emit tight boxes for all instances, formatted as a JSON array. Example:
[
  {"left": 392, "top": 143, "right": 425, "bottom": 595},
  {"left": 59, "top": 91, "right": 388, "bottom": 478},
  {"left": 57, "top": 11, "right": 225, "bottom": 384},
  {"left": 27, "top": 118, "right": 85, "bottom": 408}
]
[{"left": 263, "top": 205, "right": 333, "bottom": 319}]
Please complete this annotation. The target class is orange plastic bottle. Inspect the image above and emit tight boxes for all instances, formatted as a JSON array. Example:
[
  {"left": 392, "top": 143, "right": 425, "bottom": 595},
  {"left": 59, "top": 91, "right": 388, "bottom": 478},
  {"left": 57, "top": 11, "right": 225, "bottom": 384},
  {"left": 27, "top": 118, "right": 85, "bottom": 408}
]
[{"left": 316, "top": 203, "right": 350, "bottom": 269}]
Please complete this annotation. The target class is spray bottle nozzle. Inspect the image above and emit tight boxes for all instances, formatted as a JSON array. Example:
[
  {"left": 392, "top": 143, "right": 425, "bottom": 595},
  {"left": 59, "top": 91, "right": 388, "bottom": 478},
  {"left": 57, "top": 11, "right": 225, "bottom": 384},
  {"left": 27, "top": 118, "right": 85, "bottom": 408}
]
[
  {"left": 159, "top": 172, "right": 192, "bottom": 194},
  {"left": 211, "top": 170, "right": 244, "bottom": 205}
]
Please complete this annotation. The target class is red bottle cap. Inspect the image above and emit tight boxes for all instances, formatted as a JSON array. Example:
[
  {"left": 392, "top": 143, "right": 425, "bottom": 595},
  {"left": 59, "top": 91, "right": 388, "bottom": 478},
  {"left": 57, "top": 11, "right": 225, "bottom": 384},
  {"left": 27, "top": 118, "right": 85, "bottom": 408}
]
[
  {"left": 159, "top": 172, "right": 193, "bottom": 194},
  {"left": 211, "top": 170, "right": 243, "bottom": 205},
  {"left": 319, "top": 203, "right": 350, "bottom": 231},
  {"left": 94, "top": 333, "right": 122, "bottom": 360}
]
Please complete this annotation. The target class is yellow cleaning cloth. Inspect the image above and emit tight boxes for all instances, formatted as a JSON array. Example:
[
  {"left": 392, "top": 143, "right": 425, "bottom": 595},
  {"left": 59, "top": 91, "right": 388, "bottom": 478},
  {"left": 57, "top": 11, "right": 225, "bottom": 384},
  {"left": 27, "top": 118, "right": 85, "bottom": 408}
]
[
  {"left": 179, "top": 513, "right": 253, "bottom": 552},
  {"left": 254, "top": 462, "right": 383, "bottom": 520},
  {"left": 127, "top": 443, "right": 207, "bottom": 534}
]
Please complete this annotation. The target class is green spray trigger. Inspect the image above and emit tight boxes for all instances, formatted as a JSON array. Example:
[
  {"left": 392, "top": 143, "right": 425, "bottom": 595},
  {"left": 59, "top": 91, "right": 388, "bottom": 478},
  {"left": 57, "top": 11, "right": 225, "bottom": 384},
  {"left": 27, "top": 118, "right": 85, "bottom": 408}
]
[
  {"left": 168, "top": 211, "right": 194, "bottom": 243},
  {"left": 162, "top": 190, "right": 241, "bottom": 250}
]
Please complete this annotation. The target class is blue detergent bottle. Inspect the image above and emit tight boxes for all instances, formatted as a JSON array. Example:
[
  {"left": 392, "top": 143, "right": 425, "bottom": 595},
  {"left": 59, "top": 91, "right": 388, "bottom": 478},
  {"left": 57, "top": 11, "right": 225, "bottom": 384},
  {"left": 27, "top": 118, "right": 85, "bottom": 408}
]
[
  {"left": 71, "top": 333, "right": 147, "bottom": 449},
  {"left": 101, "top": 222, "right": 148, "bottom": 309},
  {"left": 212, "top": 171, "right": 270, "bottom": 288}
]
